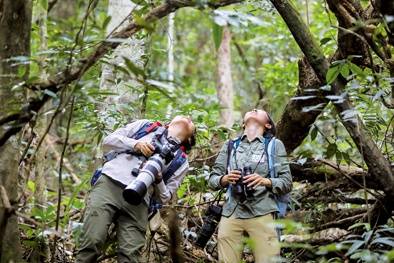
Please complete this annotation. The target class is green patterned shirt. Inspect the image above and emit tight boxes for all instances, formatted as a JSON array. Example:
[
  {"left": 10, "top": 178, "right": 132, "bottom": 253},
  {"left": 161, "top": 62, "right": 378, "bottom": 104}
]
[{"left": 208, "top": 135, "right": 292, "bottom": 219}]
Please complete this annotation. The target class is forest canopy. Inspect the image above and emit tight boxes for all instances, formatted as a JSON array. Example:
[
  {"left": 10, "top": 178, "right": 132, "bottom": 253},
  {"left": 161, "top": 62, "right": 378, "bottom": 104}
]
[{"left": 0, "top": 0, "right": 393, "bottom": 262}]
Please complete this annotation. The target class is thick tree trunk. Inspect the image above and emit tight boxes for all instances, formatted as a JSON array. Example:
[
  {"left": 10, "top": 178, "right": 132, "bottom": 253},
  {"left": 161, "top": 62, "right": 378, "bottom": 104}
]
[
  {"left": 31, "top": 0, "right": 50, "bottom": 209},
  {"left": 276, "top": 58, "right": 326, "bottom": 153},
  {"left": 0, "top": 0, "right": 32, "bottom": 261},
  {"left": 276, "top": 0, "right": 370, "bottom": 153},
  {"left": 216, "top": 26, "right": 234, "bottom": 128},
  {"left": 99, "top": 0, "right": 146, "bottom": 127},
  {"left": 270, "top": 0, "right": 394, "bottom": 225}
]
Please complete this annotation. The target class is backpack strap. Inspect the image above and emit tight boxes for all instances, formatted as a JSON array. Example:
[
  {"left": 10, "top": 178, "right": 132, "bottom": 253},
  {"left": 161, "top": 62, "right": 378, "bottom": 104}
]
[
  {"left": 132, "top": 121, "right": 162, "bottom": 140},
  {"left": 264, "top": 136, "right": 277, "bottom": 178},
  {"left": 226, "top": 137, "right": 241, "bottom": 172},
  {"left": 162, "top": 149, "right": 187, "bottom": 183},
  {"left": 103, "top": 121, "right": 163, "bottom": 163},
  {"left": 226, "top": 140, "right": 234, "bottom": 172}
]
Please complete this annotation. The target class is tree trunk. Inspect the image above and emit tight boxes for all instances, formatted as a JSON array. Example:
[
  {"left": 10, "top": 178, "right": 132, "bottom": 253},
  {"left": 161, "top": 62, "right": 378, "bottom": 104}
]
[
  {"left": 216, "top": 26, "right": 234, "bottom": 128},
  {"left": 99, "top": 0, "right": 146, "bottom": 128},
  {"left": 276, "top": 57, "right": 326, "bottom": 153},
  {"left": 276, "top": 0, "right": 370, "bottom": 153},
  {"left": 270, "top": 0, "right": 394, "bottom": 225},
  {"left": 168, "top": 13, "right": 175, "bottom": 83},
  {"left": 0, "top": 0, "right": 32, "bottom": 261}
]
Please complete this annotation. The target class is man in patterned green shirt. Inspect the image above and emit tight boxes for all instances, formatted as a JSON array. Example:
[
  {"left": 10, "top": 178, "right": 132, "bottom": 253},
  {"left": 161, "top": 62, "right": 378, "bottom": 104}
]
[{"left": 208, "top": 109, "right": 292, "bottom": 263}]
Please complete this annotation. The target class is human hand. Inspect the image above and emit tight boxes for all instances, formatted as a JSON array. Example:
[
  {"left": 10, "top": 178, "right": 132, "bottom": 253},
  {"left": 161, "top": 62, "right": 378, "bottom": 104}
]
[
  {"left": 155, "top": 172, "right": 163, "bottom": 184},
  {"left": 243, "top": 173, "right": 272, "bottom": 189},
  {"left": 135, "top": 142, "right": 155, "bottom": 157},
  {"left": 220, "top": 170, "right": 241, "bottom": 187}
]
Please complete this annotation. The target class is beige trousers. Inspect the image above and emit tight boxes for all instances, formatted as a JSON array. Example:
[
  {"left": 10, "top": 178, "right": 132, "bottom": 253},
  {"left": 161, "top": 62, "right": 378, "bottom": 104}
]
[{"left": 217, "top": 214, "right": 280, "bottom": 263}]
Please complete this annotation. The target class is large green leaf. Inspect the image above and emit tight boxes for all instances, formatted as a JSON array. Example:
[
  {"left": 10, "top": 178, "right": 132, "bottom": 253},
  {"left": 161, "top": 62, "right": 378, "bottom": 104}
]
[
  {"left": 212, "top": 22, "right": 223, "bottom": 50},
  {"left": 326, "top": 66, "right": 340, "bottom": 84}
]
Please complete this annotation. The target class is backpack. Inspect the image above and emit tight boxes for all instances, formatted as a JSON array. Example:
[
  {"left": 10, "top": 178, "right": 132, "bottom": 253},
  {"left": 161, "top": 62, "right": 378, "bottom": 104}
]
[
  {"left": 91, "top": 121, "right": 187, "bottom": 216},
  {"left": 226, "top": 135, "right": 290, "bottom": 218}
]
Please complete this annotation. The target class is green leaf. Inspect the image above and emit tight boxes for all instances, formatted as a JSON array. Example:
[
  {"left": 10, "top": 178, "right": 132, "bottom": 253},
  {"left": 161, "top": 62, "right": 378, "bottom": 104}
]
[
  {"left": 340, "top": 64, "right": 350, "bottom": 78},
  {"left": 27, "top": 180, "right": 35, "bottom": 192},
  {"left": 335, "top": 151, "right": 342, "bottom": 163},
  {"left": 134, "top": 14, "right": 154, "bottom": 32},
  {"left": 348, "top": 62, "right": 364, "bottom": 76},
  {"left": 40, "top": 0, "right": 48, "bottom": 10},
  {"left": 326, "top": 143, "right": 337, "bottom": 158},
  {"left": 123, "top": 57, "right": 145, "bottom": 78},
  {"left": 348, "top": 222, "right": 371, "bottom": 231},
  {"left": 370, "top": 237, "right": 394, "bottom": 247},
  {"left": 345, "top": 240, "right": 365, "bottom": 256},
  {"left": 212, "top": 22, "right": 223, "bottom": 50},
  {"left": 386, "top": 249, "right": 394, "bottom": 260},
  {"left": 320, "top": 37, "right": 332, "bottom": 46},
  {"left": 326, "top": 66, "right": 340, "bottom": 84},
  {"left": 17, "top": 65, "right": 26, "bottom": 78},
  {"left": 102, "top": 16, "right": 112, "bottom": 30},
  {"left": 342, "top": 152, "right": 351, "bottom": 165},
  {"left": 310, "top": 126, "right": 318, "bottom": 141},
  {"left": 316, "top": 243, "right": 344, "bottom": 255}
]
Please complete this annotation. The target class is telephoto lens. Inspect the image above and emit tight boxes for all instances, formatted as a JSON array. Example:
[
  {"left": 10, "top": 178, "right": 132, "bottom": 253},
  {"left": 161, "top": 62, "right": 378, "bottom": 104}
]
[
  {"left": 195, "top": 204, "right": 222, "bottom": 248},
  {"left": 123, "top": 137, "right": 181, "bottom": 205},
  {"left": 243, "top": 166, "right": 255, "bottom": 197}
]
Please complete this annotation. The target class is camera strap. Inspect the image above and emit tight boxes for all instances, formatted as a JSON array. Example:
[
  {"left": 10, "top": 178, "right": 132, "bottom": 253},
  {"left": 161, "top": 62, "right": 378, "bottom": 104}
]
[
  {"left": 213, "top": 188, "right": 224, "bottom": 205},
  {"left": 227, "top": 137, "right": 265, "bottom": 173}
]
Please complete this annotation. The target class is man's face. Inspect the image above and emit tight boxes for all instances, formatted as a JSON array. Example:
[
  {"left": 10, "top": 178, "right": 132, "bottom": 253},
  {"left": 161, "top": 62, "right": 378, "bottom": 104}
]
[{"left": 167, "top": 116, "right": 195, "bottom": 143}]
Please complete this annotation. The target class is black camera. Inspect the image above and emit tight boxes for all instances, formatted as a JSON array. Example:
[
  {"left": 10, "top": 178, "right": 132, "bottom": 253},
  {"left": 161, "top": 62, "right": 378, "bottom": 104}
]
[
  {"left": 123, "top": 137, "right": 181, "bottom": 205},
  {"left": 232, "top": 166, "right": 254, "bottom": 202},
  {"left": 195, "top": 204, "right": 222, "bottom": 248}
]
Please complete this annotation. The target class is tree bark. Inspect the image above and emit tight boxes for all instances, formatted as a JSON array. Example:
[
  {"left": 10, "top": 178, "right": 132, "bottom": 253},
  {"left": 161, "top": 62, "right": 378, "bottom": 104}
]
[
  {"left": 168, "top": 12, "right": 175, "bottom": 83},
  {"left": 99, "top": 0, "right": 146, "bottom": 128},
  {"left": 290, "top": 159, "right": 382, "bottom": 191},
  {"left": 0, "top": 0, "right": 32, "bottom": 261},
  {"left": 270, "top": 0, "right": 394, "bottom": 224},
  {"left": 276, "top": 57, "right": 326, "bottom": 153},
  {"left": 216, "top": 26, "right": 234, "bottom": 128},
  {"left": 276, "top": 0, "right": 370, "bottom": 153}
]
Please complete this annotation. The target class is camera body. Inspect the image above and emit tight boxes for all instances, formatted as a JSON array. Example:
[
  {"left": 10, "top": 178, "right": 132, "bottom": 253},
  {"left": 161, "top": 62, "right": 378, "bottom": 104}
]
[
  {"left": 195, "top": 204, "right": 222, "bottom": 248},
  {"left": 123, "top": 136, "right": 181, "bottom": 205},
  {"left": 232, "top": 166, "right": 254, "bottom": 202}
]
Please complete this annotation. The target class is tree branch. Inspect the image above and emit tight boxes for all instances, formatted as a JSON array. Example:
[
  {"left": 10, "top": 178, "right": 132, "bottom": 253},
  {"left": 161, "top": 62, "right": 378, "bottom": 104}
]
[
  {"left": 270, "top": 0, "right": 394, "bottom": 225},
  {"left": 0, "top": 0, "right": 243, "bottom": 148},
  {"left": 270, "top": 0, "right": 394, "bottom": 198}
]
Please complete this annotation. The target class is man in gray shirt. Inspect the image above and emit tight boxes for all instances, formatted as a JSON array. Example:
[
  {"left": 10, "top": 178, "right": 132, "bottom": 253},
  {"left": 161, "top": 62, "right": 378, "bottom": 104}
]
[{"left": 76, "top": 116, "right": 196, "bottom": 263}]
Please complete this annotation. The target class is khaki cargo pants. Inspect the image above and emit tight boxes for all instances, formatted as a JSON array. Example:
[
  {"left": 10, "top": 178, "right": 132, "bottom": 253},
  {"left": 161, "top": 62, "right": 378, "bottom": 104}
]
[
  {"left": 75, "top": 175, "right": 148, "bottom": 263},
  {"left": 218, "top": 214, "right": 280, "bottom": 263}
]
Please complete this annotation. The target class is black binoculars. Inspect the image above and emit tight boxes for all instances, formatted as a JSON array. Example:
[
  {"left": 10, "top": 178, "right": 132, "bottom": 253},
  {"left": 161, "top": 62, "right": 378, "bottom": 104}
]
[{"left": 232, "top": 166, "right": 255, "bottom": 202}]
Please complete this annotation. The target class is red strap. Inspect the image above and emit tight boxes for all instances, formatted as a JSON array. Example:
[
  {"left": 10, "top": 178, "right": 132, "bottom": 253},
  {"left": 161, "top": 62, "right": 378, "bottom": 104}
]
[
  {"left": 146, "top": 121, "right": 187, "bottom": 156},
  {"left": 180, "top": 145, "right": 186, "bottom": 153},
  {"left": 146, "top": 121, "right": 162, "bottom": 133}
]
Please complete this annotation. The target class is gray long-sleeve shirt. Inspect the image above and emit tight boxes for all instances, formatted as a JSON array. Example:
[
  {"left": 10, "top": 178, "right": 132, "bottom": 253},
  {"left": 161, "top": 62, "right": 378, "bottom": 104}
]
[
  {"left": 208, "top": 135, "right": 292, "bottom": 218},
  {"left": 101, "top": 119, "right": 189, "bottom": 205}
]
